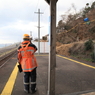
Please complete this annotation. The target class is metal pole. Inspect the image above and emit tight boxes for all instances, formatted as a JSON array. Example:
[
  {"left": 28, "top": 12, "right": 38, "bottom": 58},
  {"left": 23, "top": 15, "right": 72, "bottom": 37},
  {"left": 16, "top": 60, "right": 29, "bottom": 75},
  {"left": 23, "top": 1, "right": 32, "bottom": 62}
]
[
  {"left": 47, "top": 0, "right": 56, "bottom": 95},
  {"left": 35, "top": 9, "right": 43, "bottom": 55},
  {"left": 38, "top": 9, "right": 40, "bottom": 55},
  {"left": 30, "top": 31, "right": 32, "bottom": 41}
]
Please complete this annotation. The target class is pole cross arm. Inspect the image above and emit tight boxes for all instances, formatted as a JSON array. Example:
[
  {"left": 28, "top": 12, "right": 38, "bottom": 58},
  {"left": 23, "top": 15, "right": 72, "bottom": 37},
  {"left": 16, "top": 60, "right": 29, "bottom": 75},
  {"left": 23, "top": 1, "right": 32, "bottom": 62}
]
[{"left": 45, "top": 0, "right": 58, "bottom": 5}]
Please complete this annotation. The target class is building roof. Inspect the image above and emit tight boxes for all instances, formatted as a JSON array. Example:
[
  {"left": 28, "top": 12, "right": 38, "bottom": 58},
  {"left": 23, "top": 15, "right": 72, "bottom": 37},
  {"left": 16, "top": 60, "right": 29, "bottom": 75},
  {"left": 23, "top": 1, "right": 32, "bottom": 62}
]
[
  {"left": 45, "top": 0, "right": 58, "bottom": 4},
  {"left": 42, "top": 34, "right": 49, "bottom": 37},
  {"left": 45, "top": 0, "right": 50, "bottom": 4}
]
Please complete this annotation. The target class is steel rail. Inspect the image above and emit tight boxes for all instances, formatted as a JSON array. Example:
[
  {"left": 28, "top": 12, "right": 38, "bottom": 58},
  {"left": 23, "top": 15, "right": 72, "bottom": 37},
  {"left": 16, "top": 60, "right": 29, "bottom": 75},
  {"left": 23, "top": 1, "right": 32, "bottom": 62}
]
[{"left": 0, "top": 50, "right": 17, "bottom": 68}]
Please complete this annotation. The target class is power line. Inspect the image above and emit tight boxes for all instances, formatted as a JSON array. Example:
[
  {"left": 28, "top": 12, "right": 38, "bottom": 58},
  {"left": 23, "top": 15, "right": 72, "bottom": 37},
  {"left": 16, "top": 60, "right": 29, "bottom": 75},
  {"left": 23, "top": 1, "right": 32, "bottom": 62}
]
[
  {"left": 32, "top": 0, "right": 40, "bottom": 22},
  {"left": 35, "top": 0, "right": 40, "bottom": 11}
]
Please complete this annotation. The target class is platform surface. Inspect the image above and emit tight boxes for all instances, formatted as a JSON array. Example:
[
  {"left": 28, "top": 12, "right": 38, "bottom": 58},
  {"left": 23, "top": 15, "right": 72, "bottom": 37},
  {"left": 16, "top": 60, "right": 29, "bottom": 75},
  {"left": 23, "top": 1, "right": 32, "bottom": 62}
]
[{"left": 1, "top": 53, "right": 95, "bottom": 95}]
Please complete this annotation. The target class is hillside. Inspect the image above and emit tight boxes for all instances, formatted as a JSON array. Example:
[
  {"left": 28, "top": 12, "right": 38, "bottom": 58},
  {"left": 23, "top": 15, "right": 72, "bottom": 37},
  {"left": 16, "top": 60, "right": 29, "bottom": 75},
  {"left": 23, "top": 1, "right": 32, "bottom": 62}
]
[
  {"left": 56, "top": 41, "right": 93, "bottom": 61},
  {"left": 56, "top": 9, "right": 95, "bottom": 44},
  {"left": 56, "top": 3, "right": 95, "bottom": 62}
]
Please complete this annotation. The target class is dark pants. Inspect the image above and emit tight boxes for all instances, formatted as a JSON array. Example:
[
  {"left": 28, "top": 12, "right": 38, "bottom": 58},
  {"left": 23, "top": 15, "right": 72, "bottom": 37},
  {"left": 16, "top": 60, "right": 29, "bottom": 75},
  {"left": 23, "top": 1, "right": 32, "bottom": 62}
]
[{"left": 23, "top": 68, "right": 37, "bottom": 91}]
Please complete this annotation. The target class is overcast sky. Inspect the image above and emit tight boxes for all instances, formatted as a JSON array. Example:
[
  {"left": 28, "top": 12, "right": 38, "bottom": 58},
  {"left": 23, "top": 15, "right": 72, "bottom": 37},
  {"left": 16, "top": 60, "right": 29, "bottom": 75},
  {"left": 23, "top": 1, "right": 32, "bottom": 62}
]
[{"left": 0, "top": 0, "right": 94, "bottom": 44}]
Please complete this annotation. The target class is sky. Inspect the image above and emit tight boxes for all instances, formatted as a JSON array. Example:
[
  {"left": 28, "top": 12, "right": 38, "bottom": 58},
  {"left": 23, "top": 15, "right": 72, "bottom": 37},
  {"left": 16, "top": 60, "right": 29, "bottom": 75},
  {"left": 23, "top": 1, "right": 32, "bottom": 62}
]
[{"left": 0, "top": 0, "right": 95, "bottom": 44}]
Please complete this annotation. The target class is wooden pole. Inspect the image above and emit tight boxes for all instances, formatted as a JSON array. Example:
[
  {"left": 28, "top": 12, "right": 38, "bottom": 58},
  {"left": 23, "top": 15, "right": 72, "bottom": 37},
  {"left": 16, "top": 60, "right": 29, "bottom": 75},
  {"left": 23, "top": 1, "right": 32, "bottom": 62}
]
[{"left": 47, "top": 0, "right": 56, "bottom": 95}]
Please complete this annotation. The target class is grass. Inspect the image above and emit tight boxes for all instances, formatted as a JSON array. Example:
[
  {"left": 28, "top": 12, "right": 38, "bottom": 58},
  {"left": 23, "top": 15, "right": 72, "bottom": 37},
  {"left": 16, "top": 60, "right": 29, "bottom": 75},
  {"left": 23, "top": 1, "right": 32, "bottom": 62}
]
[{"left": 71, "top": 54, "right": 93, "bottom": 62}]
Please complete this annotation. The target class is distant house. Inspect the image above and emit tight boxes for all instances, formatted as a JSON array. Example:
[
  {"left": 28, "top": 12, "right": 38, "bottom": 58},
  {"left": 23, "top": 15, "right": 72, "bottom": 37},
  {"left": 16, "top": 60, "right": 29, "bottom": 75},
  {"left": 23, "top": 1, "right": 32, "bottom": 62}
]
[{"left": 42, "top": 34, "right": 49, "bottom": 41}]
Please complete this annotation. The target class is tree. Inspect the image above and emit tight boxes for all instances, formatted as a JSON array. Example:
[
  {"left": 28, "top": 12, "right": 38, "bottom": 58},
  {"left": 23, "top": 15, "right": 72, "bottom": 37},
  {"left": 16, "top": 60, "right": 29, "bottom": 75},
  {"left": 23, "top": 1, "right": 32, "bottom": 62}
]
[
  {"left": 81, "top": 3, "right": 91, "bottom": 17},
  {"left": 91, "top": 1, "right": 95, "bottom": 9}
]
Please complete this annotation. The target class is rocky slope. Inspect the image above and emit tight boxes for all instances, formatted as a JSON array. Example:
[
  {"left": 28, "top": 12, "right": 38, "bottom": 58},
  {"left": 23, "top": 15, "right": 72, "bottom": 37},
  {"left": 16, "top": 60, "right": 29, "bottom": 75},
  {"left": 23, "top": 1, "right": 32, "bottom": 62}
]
[{"left": 56, "top": 8, "right": 95, "bottom": 62}]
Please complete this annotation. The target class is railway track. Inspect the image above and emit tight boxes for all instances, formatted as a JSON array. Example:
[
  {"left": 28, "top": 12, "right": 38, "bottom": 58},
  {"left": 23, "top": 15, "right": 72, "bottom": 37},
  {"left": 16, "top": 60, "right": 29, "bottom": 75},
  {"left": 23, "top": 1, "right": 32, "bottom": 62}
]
[{"left": 0, "top": 49, "right": 17, "bottom": 68}]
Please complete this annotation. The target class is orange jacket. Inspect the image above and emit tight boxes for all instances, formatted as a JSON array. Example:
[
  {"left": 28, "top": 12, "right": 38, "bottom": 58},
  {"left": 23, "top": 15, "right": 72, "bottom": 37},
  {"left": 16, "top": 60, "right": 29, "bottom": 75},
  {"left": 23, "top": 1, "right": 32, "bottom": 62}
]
[{"left": 18, "top": 41, "right": 37, "bottom": 72}]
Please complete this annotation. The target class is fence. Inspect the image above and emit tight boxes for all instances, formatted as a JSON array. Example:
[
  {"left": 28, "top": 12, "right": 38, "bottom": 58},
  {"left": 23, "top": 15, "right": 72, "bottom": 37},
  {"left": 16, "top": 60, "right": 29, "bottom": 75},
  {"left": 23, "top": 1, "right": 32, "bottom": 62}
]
[{"left": 33, "top": 42, "right": 49, "bottom": 53}]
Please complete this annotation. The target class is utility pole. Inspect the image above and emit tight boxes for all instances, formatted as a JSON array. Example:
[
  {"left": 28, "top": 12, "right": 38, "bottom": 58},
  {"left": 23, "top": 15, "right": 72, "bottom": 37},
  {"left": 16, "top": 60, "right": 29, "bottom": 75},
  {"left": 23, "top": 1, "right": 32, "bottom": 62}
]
[
  {"left": 30, "top": 31, "right": 32, "bottom": 41},
  {"left": 35, "top": 9, "right": 43, "bottom": 55},
  {"left": 30, "top": 31, "right": 32, "bottom": 37}
]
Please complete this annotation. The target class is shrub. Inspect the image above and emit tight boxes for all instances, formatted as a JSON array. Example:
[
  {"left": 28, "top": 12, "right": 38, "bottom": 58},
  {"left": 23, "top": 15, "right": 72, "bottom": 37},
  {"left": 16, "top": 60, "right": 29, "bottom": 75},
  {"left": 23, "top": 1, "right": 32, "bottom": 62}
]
[
  {"left": 84, "top": 39, "right": 93, "bottom": 51},
  {"left": 89, "top": 26, "right": 95, "bottom": 33},
  {"left": 91, "top": 52, "right": 95, "bottom": 62}
]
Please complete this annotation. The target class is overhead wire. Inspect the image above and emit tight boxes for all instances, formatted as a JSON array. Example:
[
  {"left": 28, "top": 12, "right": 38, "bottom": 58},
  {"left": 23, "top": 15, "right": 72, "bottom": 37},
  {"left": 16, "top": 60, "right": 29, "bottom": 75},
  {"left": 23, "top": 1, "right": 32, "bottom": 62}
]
[
  {"left": 32, "top": 0, "right": 40, "bottom": 22},
  {"left": 34, "top": 0, "right": 49, "bottom": 24},
  {"left": 35, "top": 0, "right": 41, "bottom": 11},
  {"left": 40, "top": 1, "right": 49, "bottom": 22},
  {"left": 35, "top": 0, "right": 49, "bottom": 37},
  {"left": 30, "top": 0, "right": 41, "bottom": 39}
]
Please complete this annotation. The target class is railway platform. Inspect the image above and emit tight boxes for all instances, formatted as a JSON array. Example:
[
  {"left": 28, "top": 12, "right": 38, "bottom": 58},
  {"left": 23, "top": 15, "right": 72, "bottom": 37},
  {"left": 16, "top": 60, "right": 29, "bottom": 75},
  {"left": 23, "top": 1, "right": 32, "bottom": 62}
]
[
  {"left": 0, "top": 53, "right": 47, "bottom": 95},
  {"left": 1, "top": 52, "right": 95, "bottom": 95}
]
